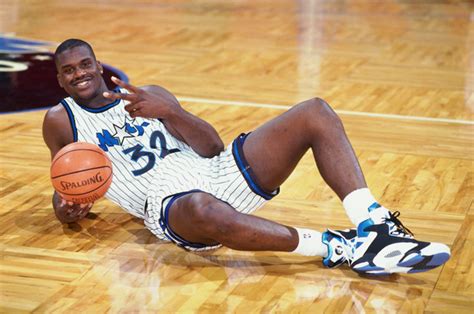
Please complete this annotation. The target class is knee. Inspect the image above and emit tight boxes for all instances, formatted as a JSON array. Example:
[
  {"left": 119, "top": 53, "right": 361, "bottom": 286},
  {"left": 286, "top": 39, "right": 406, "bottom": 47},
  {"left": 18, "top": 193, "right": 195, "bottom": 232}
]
[
  {"left": 185, "top": 193, "right": 215, "bottom": 227},
  {"left": 186, "top": 194, "right": 235, "bottom": 241},
  {"left": 300, "top": 97, "right": 342, "bottom": 128}
]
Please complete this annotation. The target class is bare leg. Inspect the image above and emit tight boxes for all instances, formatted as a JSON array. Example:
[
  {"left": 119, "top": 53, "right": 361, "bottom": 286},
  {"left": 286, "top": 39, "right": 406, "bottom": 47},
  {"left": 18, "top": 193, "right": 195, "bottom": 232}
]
[
  {"left": 167, "top": 98, "right": 362, "bottom": 252},
  {"left": 169, "top": 192, "right": 299, "bottom": 251},
  {"left": 243, "top": 97, "right": 366, "bottom": 199}
]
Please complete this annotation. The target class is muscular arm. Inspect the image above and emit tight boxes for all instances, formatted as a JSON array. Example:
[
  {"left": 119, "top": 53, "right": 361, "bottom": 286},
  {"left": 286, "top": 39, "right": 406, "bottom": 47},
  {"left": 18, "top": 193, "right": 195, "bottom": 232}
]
[
  {"left": 42, "top": 105, "right": 93, "bottom": 223},
  {"left": 147, "top": 85, "right": 224, "bottom": 157},
  {"left": 105, "top": 78, "right": 224, "bottom": 158}
]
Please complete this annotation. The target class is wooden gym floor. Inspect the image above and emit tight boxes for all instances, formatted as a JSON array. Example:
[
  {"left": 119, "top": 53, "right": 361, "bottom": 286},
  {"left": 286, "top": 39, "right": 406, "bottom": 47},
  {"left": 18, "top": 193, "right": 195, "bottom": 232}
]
[{"left": 1, "top": 0, "right": 473, "bottom": 312}]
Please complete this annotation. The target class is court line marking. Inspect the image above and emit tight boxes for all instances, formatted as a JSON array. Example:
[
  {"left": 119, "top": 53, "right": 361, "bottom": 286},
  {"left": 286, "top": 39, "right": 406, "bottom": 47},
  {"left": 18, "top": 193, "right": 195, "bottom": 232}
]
[{"left": 178, "top": 96, "right": 474, "bottom": 125}]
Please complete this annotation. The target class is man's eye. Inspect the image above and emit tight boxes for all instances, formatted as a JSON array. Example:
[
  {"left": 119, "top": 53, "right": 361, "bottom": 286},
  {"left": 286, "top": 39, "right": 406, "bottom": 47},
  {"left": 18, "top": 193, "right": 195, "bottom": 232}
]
[
  {"left": 64, "top": 68, "right": 73, "bottom": 74},
  {"left": 81, "top": 61, "right": 92, "bottom": 68}
]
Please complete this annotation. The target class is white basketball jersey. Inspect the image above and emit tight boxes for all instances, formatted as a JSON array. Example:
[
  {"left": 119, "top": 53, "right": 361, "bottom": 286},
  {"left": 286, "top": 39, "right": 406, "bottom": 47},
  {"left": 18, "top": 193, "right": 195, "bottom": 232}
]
[{"left": 60, "top": 89, "right": 197, "bottom": 218}]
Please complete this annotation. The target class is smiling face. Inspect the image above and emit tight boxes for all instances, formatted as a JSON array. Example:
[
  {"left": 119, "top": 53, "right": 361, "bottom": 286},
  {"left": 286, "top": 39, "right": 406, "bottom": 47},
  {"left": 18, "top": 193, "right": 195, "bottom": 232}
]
[{"left": 56, "top": 45, "right": 106, "bottom": 104}]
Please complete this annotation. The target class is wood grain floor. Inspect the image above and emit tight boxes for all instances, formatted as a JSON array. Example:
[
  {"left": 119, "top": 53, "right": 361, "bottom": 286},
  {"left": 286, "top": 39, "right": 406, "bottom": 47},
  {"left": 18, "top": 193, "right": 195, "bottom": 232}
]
[{"left": 1, "top": 0, "right": 473, "bottom": 313}]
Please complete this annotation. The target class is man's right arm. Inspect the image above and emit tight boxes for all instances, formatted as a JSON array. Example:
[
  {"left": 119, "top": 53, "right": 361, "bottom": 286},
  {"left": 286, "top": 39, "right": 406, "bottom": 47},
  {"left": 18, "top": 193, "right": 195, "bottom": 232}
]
[{"left": 42, "top": 105, "right": 93, "bottom": 223}]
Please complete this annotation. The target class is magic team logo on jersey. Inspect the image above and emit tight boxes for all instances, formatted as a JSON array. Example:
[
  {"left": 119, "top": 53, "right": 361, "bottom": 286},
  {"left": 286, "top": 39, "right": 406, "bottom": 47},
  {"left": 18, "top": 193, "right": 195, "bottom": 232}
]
[
  {"left": 96, "top": 117, "right": 181, "bottom": 176},
  {"left": 0, "top": 35, "right": 128, "bottom": 114},
  {"left": 96, "top": 116, "right": 150, "bottom": 151}
]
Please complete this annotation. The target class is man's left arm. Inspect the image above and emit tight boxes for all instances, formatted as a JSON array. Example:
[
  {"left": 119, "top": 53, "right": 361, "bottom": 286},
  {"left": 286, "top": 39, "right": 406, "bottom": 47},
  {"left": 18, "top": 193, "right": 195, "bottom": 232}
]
[{"left": 104, "top": 77, "right": 224, "bottom": 158}]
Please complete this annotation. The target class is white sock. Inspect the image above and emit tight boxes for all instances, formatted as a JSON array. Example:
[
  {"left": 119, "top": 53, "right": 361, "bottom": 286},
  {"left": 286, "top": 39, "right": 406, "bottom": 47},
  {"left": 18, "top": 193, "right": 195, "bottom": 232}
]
[
  {"left": 292, "top": 228, "right": 328, "bottom": 257},
  {"left": 343, "top": 188, "right": 389, "bottom": 225}
]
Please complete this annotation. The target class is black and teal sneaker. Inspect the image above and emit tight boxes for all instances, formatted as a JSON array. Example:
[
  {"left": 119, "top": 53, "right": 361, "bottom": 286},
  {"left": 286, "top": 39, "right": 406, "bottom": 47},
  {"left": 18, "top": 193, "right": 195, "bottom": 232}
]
[{"left": 351, "top": 206, "right": 451, "bottom": 275}]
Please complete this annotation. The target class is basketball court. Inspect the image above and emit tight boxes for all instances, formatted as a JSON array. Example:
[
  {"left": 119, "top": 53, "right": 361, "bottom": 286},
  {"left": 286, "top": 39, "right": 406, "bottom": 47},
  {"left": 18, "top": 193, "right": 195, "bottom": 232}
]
[{"left": 1, "top": 0, "right": 473, "bottom": 312}]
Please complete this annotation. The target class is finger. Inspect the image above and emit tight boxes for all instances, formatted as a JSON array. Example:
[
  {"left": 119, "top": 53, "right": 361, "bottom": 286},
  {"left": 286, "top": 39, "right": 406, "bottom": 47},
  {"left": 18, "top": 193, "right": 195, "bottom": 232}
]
[
  {"left": 125, "top": 103, "right": 144, "bottom": 117},
  {"left": 124, "top": 103, "right": 144, "bottom": 115},
  {"left": 103, "top": 91, "right": 140, "bottom": 102},
  {"left": 129, "top": 108, "right": 143, "bottom": 118},
  {"left": 103, "top": 91, "right": 121, "bottom": 100},
  {"left": 60, "top": 198, "right": 67, "bottom": 207},
  {"left": 77, "top": 209, "right": 85, "bottom": 217},
  {"left": 67, "top": 201, "right": 74, "bottom": 206},
  {"left": 111, "top": 76, "right": 141, "bottom": 94}
]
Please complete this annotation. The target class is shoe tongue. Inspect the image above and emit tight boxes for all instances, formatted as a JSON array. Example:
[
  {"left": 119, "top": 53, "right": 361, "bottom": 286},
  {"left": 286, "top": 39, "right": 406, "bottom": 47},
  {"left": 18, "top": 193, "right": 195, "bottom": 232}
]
[
  {"left": 368, "top": 203, "right": 390, "bottom": 224},
  {"left": 368, "top": 205, "right": 414, "bottom": 238}
]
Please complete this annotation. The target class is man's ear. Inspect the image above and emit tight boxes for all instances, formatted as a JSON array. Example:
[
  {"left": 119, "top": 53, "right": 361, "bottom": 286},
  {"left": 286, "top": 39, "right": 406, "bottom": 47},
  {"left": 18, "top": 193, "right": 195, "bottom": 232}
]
[
  {"left": 57, "top": 73, "right": 64, "bottom": 88},
  {"left": 97, "top": 60, "right": 103, "bottom": 74}
]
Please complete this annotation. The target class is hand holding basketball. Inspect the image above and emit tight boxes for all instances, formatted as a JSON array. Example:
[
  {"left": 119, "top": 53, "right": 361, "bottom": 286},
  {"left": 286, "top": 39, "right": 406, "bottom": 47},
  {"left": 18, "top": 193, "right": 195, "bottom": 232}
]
[
  {"left": 50, "top": 142, "right": 113, "bottom": 204},
  {"left": 54, "top": 192, "right": 94, "bottom": 221}
]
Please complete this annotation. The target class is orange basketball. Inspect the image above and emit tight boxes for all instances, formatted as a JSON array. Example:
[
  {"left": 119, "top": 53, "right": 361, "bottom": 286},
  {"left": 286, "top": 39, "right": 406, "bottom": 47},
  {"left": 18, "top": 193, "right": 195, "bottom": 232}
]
[{"left": 51, "top": 142, "right": 113, "bottom": 204}]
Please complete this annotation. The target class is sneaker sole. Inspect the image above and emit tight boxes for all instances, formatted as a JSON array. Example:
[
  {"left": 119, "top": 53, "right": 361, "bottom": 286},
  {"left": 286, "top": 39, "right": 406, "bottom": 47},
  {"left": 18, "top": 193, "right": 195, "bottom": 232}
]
[{"left": 352, "top": 242, "right": 450, "bottom": 275}]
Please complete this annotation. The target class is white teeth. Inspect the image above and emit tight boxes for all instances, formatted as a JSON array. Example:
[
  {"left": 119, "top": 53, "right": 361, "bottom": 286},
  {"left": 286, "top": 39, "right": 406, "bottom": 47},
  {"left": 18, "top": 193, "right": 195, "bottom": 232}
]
[{"left": 77, "top": 81, "right": 88, "bottom": 87}]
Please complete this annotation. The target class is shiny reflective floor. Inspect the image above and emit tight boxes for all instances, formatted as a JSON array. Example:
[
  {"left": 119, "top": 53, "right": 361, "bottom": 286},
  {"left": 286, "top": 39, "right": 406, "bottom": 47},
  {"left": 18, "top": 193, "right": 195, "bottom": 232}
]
[{"left": 1, "top": 0, "right": 473, "bottom": 312}]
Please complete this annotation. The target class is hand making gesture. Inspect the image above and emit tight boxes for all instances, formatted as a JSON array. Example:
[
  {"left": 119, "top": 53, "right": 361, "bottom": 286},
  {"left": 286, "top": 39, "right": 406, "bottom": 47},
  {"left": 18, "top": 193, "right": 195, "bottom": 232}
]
[{"left": 103, "top": 76, "right": 182, "bottom": 119}]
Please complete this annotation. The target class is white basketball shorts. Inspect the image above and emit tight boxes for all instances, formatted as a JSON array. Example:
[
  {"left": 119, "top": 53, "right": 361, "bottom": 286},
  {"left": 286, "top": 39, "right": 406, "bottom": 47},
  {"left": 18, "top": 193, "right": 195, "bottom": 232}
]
[{"left": 144, "top": 133, "right": 279, "bottom": 251}]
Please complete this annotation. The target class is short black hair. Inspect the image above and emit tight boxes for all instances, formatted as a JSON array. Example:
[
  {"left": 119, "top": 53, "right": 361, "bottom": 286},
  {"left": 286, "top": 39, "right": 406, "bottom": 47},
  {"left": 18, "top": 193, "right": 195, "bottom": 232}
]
[{"left": 54, "top": 38, "right": 96, "bottom": 64}]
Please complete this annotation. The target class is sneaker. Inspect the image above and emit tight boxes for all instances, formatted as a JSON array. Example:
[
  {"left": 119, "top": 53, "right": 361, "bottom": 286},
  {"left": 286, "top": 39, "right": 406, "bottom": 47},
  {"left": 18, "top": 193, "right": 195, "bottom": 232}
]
[
  {"left": 322, "top": 228, "right": 357, "bottom": 268},
  {"left": 351, "top": 204, "right": 451, "bottom": 275}
]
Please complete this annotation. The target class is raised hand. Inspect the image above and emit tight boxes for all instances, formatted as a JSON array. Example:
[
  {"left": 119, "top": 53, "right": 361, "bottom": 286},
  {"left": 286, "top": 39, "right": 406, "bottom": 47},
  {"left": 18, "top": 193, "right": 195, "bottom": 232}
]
[{"left": 103, "top": 76, "right": 182, "bottom": 119}]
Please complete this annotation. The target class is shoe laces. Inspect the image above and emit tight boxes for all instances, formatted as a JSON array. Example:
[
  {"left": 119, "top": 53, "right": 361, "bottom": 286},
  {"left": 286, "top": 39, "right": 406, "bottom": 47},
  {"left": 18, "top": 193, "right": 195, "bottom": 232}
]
[{"left": 384, "top": 211, "right": 414, "bottom": 238}]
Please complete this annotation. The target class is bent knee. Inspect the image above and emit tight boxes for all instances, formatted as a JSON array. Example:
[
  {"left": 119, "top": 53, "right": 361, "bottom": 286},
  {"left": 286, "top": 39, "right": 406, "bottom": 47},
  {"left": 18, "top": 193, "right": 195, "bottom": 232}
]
[
  {"left": 184, "top": 193, "right": 236, "bottom": 239},
  {"left": 184, "top": 193, "right": 216, "bottom": 225},
  {"left": 304, "top": 97, "right": 337, "bottom": 117},
  {"left": 300, "top": 97, "right": 342, "bottom": 128}
]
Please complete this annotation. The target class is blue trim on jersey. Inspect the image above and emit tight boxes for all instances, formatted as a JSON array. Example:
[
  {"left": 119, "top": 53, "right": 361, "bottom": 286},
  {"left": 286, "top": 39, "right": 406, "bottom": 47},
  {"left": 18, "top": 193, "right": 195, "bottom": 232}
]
[
  {"left": 77, "top": 98, "right": 121, "bottom": 113},
  {"left": 60, "top": 100, "right": 78, "bottom": 142},
  {"left": 159, "top": 190, "right": 214, "bottom": 249},
  {"left": 232, "top": 133, "right": 279, "bottom": 200},
  {"left": 76, "top": 87, "right": 122, "bottom": 113}
]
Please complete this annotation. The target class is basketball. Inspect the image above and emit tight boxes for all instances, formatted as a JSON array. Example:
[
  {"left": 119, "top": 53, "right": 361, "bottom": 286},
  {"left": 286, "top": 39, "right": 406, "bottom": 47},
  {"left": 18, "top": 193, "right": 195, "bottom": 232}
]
[{"left": 50, "top": 142, "right": 113, "bottom": 204}]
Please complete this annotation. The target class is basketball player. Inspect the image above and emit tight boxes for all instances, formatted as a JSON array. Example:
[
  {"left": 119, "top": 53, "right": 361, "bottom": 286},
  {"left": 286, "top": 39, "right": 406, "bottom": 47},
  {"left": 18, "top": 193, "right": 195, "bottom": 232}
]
[{"left": 43, "top": 39, "right": 451, "bottom": 275}]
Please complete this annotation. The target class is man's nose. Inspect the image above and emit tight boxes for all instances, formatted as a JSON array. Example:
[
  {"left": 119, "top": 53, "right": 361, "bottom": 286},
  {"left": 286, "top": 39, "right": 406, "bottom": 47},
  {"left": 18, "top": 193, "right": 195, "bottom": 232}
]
[{"left": 74, "top": 67, "right": 87, "bottom": 77}]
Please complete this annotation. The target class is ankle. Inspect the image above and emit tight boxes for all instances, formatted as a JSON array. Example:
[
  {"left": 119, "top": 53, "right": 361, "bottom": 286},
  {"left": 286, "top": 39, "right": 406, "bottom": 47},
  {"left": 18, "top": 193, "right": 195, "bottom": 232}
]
[
  {"left": 343, "top": 188, "right": 375, "bottom": 225},
  {"left": 292, "top": 227, "right": 328, "bottom": 257},
  {"left": 366, "top": 202, "right": 391, "bottom": 224}
]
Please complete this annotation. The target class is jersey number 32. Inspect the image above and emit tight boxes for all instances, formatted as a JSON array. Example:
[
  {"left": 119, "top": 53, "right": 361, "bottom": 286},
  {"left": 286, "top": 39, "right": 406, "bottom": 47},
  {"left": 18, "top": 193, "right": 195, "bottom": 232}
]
[{"left": 123, "top": 130, "right": 180, "bottom": 176}]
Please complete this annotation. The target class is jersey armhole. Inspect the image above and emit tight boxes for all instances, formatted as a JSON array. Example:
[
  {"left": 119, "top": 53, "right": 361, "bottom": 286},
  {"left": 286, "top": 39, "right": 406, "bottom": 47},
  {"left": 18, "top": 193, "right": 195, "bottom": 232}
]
[{"left": 60, "top": 99, "right": 78, "bottom": 142}]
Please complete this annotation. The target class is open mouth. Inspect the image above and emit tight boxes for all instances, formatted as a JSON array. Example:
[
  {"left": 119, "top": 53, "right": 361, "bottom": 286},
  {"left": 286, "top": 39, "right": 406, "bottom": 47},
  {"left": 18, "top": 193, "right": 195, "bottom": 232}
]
[{"left": 72, "top": 77, "right": 93, "bottom": 89}]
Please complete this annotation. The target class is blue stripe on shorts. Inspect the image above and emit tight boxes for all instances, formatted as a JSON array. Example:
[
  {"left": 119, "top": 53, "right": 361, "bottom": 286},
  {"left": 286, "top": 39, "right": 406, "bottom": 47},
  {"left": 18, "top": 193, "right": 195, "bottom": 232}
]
[
  {"left": 158, "top": 189, "right": 215, "bottom": 250},
  {"left": 232, "top": 133, "right": 279, "bottom": 200}
]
